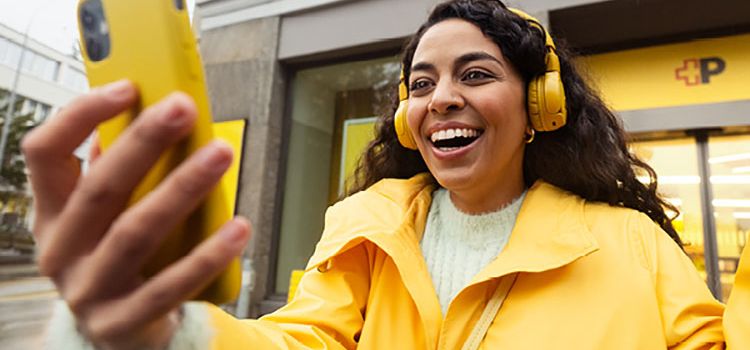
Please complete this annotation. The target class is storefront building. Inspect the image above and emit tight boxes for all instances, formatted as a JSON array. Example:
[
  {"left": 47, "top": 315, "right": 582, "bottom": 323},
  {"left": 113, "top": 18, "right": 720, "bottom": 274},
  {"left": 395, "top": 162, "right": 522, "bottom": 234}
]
[
  {"left": 0, "top": 22, "right": 88, "bottom": 255},
  {"left": 193, "top": 0, "right": 750, "bottom": 317}
]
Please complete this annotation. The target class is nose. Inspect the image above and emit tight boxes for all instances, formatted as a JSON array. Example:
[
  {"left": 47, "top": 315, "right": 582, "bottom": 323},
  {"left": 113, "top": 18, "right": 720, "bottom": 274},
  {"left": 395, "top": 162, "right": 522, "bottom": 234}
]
[{"left": 428, "top": 80, "right": 464, "bottom": 115}]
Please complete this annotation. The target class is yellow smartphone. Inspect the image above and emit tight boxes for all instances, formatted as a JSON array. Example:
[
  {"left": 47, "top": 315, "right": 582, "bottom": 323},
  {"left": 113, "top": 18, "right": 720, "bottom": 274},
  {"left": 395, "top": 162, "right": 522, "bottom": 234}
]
[{"left": 77, "top": 0, "right": 240, "bottom": 304}]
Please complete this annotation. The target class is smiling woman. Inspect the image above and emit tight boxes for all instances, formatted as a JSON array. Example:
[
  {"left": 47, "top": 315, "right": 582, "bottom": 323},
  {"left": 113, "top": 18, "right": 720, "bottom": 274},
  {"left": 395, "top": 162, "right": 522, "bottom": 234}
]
[
  {"left": 352, "top": 0, "right": 681, "bottom": 245},
  {"left": 29, "top": 0, "right": 750, "bottom": 349},
  {"left": 405, "top": 19, "right": 528, "bottom": 214}
]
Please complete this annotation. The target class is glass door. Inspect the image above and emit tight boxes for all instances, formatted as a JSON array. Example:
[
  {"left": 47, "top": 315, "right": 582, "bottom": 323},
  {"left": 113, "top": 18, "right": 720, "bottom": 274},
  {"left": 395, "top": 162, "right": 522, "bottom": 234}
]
[
  {"left": 634, "top": 132, "right": 750, "bottom": 301},
  {"left": 631, "top": 138, "right": 707, "bottom": 275},
  {"left": 707, "top": 133, "right": 750, "bottom": 301}
]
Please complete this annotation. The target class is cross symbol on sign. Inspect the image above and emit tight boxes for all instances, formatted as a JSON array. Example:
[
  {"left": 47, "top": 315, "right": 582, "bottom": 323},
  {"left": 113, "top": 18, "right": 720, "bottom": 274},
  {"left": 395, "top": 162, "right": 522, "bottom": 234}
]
[{"left": 675, "top": 59, "right": 701, "bottom": 86}]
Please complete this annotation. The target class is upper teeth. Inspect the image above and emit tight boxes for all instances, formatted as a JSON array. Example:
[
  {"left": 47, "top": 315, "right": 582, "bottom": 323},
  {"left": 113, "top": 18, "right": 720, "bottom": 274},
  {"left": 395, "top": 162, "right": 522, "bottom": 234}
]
[{"left": 431, "top": 128, "right": 480, "bottom": 143}]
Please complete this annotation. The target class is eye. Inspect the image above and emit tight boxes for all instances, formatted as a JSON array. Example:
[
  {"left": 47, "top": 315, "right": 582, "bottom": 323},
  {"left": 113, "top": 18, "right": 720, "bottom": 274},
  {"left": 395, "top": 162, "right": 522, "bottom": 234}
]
[
  {"left": 409, "top": 79, "right": 433, "bottom": 93},
  {"left": 462, "top": 70, "right": 493, "bottom": 82}
]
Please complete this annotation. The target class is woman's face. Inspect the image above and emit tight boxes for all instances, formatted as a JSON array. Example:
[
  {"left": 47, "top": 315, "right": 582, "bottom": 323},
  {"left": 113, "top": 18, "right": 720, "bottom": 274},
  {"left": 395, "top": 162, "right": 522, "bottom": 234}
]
[{"left": 407, "top": 19, "right": 528, "bottom": 213}]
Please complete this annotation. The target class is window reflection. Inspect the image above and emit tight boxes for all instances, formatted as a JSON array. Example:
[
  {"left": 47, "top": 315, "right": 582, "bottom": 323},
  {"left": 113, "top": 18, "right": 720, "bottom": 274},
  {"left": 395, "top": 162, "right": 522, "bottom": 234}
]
[
  {"left": 275, "top": 56, "right": 399, "bottom": 294},
  {"left": 707, "top": 133, "right": 750, "bottom": 301},
  {"left": 631, "top": 138, "right": 707, "bottom": 275}
]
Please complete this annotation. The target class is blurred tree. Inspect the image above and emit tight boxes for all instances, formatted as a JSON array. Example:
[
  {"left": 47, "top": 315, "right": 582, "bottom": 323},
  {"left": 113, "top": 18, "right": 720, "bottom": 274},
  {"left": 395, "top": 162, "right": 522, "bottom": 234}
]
[{"left": 0, "top": 91, "right": 38, "bottom": 191}]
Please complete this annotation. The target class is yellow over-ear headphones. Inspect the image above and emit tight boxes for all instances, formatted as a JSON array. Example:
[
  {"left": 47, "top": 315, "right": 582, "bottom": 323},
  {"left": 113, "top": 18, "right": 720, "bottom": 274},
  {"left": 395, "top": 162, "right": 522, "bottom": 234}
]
[
  {"left": 394, "top": 6, "right": 567, "bottom": 150},
  {"left": 394, "top": 71, "right": 417, "bottom": 149},
  {"left": 508, "top": 8, "right": 567, "bottom": 133}
]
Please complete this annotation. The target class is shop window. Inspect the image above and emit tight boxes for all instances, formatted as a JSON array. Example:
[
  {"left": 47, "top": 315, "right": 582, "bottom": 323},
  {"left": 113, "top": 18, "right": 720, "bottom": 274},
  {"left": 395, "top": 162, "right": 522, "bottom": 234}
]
[
  {"left": 276, "top": 56, "right": 399, "bottom": 295},
  {"left": 707, "top": 134, "right": 750, "bottom": 301},
  {"left": 631, "top": 138, "right": 707, "bottom": 276},
  {"left": 634, "top": 133, "right": 750, "bottom": 301}
]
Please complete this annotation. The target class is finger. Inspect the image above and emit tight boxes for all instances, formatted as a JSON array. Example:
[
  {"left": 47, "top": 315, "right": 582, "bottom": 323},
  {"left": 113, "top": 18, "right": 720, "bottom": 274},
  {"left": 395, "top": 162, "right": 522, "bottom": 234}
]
[
  {"left": 89, "top": 133, "right": 102, "bottom": 164},
  {"left": 112, "top": 218, "right": 249, "bottom": 330},
  {"left": 22, "top": 80, "right": 137, "bottom": 220},
  {"left": 38, "top": 93, "right": 197, "bottom": 275},
  {"left": 25, "top": 156, "right": 80, "bottom": 238},
  {"left": 24, "top": 80, "right": 137, "bottom": 159},
  {"left": 88, "top": 141, "right": 233, "bottom": 291}
]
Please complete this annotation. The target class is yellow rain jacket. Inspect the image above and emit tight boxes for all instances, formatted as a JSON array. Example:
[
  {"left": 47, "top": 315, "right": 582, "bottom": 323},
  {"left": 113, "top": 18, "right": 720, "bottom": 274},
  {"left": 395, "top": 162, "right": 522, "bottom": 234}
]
[{"left": 205, "top": 173, "right": 750, "bottom": 349}]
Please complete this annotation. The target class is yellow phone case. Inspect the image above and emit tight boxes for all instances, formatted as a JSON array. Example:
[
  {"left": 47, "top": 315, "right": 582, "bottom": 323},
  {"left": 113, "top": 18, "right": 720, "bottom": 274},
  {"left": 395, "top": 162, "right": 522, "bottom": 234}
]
[{"left": 77, "top": 0, "right": 240, "bottom": 304}]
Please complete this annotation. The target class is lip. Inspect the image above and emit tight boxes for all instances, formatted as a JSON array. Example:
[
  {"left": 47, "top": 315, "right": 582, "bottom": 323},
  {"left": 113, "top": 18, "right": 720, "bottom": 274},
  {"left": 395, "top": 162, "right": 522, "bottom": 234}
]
[
  {"left": 424, "top": 121, "right": 484, "bottom": 161},
  {"left": 428, "top": 131, "right": 483, "bottom": 161},
  {"left": 425, "top": 121, "right": 484, "bottom": 136}
]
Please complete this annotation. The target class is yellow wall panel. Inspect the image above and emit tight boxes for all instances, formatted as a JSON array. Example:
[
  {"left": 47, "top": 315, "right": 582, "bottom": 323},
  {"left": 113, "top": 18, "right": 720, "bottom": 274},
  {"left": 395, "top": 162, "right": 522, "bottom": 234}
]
[
  {"left": 212, "top": 120, "right": 246, "bottom": 215},
  {"left": 582, "top": 34, "right": 750, "bottom": 111}
]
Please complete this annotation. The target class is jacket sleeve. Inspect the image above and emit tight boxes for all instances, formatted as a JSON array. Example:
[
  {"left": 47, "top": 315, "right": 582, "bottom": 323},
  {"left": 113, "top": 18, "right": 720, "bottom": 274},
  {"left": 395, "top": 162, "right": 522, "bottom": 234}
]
[
  {"left": 636, "top": 213, "right": 726, "bottom": 349},
  {"left": 43, "top": 242, "right": 372, "bottom": 350},
  {"left": 724, "top": 239, "right": 750, "bottom": 348},
  {"left": 204, "top": 242, "right": 372, "bottom": 350},
  {"left": 44, "top": 301, "right": 215, "bottom": 349}
]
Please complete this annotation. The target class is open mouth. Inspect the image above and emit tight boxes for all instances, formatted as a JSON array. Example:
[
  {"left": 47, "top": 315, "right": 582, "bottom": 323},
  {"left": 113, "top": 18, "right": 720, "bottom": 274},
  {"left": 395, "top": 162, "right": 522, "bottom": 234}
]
[{"left": 430, "top": 128, "right": 483, "bottom": 152}]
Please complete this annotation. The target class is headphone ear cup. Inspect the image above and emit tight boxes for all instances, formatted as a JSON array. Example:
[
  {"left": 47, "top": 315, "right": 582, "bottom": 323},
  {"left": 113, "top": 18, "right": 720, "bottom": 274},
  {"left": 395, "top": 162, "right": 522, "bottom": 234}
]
[
  {"left": 526, "top": 77, "right": 544, "bottom": 132},
  {"left": 540, "top": 70, "right": 566, "bottom": 131},
  {"left": 527, "top": 72, "right": 566, "bottom": 132},
  {"left": 394, "top": 100, "right": 418, "bottom": 150}
]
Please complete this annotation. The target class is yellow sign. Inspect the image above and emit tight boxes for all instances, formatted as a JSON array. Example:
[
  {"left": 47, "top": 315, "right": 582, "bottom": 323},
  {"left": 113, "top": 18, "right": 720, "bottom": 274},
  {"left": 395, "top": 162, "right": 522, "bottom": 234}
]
[
  {"left": 582, "top": 34, "right": 750, "bottom": 111},
  {"left": 339, "top": 117, "right": 377, "bottom": 194},
  {"left": 288, "top": 269, "right": 305, "bottom": 302},
  {"left": 212, "top": 120, "right": 246, "bottom": 214}
]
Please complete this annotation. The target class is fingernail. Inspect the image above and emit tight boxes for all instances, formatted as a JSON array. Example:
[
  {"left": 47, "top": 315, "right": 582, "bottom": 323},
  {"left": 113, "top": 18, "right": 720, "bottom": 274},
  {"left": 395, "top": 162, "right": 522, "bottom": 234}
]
[
  {"left": 161, "top": 103, "right": 189, "bottom": 128},
  {"left": 102, "top": 80, "right": 132, "bottom": 98},
  {"left": 220, "top": 220, "right": 247, "bottom": 244},
  {"left": 198, "top": 141, "right": 233, "bottom": 173},
  {"left": 160, "top": 94, "right": 195, "bottom": 128}
]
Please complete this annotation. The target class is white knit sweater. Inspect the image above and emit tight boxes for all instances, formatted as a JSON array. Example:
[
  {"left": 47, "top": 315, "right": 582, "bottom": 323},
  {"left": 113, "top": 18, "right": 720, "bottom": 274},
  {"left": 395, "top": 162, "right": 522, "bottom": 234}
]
[{"left": 420, "top": 188, "right": 526, "bottom": 315}]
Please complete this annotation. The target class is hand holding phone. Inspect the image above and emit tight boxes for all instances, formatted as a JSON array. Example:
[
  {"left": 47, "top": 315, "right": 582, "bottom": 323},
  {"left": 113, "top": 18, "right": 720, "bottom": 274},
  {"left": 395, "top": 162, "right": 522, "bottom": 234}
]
[
  {"left": 77, "top": 0, "right": 241, "bottom": 304},
  {"left": 20, "top": 0, "right": 249, "bottom": 347}
]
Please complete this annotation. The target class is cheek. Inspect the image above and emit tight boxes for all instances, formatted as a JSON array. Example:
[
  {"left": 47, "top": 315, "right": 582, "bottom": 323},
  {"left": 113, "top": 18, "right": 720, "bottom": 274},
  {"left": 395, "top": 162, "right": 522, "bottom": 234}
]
[
  {"left": 406, "top": 100, "right": 426, "bottom": 136},
  {"left": 485, "top": 90, "right": 528, "bottom": 130},
  {"left": 511, "top": 88, "right": 529, "bottom": 126}
]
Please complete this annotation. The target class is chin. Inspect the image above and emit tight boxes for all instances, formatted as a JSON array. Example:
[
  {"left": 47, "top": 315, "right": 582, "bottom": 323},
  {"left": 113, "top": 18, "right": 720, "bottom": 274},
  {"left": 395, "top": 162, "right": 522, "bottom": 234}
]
[{"left": 431, "top": 170, "right": 477, "bottom": 192}]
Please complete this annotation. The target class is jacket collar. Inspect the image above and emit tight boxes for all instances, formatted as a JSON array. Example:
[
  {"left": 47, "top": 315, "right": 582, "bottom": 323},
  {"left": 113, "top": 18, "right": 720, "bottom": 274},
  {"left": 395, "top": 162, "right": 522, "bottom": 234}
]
[
  {"left": 471, "top": 180, "right": 599, "bottom": 284},
  {"left": 305, "top": 173, "right": 442, "bottom": 345},
  {"left": 306, "top": 173, "right": 598, "bottom": 277},
  {"left": 306, "top": 173, "right": 436, "bottom": 272},
  {"left": 304, "top": 174, "right": 599, "bottom": 346}
]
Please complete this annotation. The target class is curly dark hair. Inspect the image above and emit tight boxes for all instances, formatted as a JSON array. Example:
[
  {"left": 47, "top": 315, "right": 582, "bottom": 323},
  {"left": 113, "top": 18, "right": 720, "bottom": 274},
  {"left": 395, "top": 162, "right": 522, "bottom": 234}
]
[{"left": 350, "top": 0, "right": 682, "bottom": 246}]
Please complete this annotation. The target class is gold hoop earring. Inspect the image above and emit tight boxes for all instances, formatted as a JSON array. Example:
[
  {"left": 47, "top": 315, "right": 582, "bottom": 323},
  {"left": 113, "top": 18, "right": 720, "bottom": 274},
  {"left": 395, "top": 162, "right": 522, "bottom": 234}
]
[{"left": 524, "top": 129, "right": 536, "bottom": 144}]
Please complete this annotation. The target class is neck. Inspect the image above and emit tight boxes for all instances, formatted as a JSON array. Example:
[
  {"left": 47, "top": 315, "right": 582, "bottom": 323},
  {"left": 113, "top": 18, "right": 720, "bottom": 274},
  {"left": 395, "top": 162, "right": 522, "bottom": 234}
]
[{"left": 448, "top": 176, "right": 526, "bottom": 214}]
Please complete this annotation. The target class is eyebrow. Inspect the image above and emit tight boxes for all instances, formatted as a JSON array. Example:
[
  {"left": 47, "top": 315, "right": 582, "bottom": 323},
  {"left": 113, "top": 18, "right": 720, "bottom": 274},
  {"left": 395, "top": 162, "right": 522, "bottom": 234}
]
[
  {"left": 410, "top": 51, "right": 504, "bottom": 76},
  {"left": 455, "top": 51, "right": 504, "bottom": 68}
]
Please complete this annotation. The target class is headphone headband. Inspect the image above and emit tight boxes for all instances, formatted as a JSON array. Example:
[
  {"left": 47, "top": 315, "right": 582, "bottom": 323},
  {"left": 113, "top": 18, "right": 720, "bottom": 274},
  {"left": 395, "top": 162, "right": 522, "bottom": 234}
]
[{"left": 507, "top": 8, "right": 560, "bottom": 71}]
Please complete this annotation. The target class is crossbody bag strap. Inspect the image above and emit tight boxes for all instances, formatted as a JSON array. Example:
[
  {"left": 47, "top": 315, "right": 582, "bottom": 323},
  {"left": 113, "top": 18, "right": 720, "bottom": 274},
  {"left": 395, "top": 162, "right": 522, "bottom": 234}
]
[{"left": 461, "top": 273, "right": 519, "bottom": 350}]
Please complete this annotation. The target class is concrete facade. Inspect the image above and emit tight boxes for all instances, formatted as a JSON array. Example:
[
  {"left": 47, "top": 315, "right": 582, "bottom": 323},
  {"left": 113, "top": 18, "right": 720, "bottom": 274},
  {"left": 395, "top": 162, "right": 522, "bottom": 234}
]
[
  {"left": 199, "top": 15, "right": 287, "bottom": 317},
  {"left": 195, "top": 0, "right": 750, "bottom": 316}
]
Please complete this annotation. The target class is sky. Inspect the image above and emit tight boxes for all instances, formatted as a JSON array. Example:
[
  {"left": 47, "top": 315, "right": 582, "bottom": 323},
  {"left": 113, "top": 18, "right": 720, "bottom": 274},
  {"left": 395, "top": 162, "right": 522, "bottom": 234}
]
[{"left": 0, "top": 0, "right": 196, "bottom": 56}]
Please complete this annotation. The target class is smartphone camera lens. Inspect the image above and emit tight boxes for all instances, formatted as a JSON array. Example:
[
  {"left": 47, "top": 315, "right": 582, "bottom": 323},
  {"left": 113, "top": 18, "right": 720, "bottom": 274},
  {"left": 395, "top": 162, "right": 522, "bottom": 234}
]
[
  {"left": 82, "top": 10, "right": 96, "bottom": 30},
  {"left": 80, "top": 0, "right": 110, "bottom": 61},
  {"left": 174, "top": 0, "right": 185, "bottom": 10},
  {"left": 86, "top": 38, "right": 101, "bottom": 59}
]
